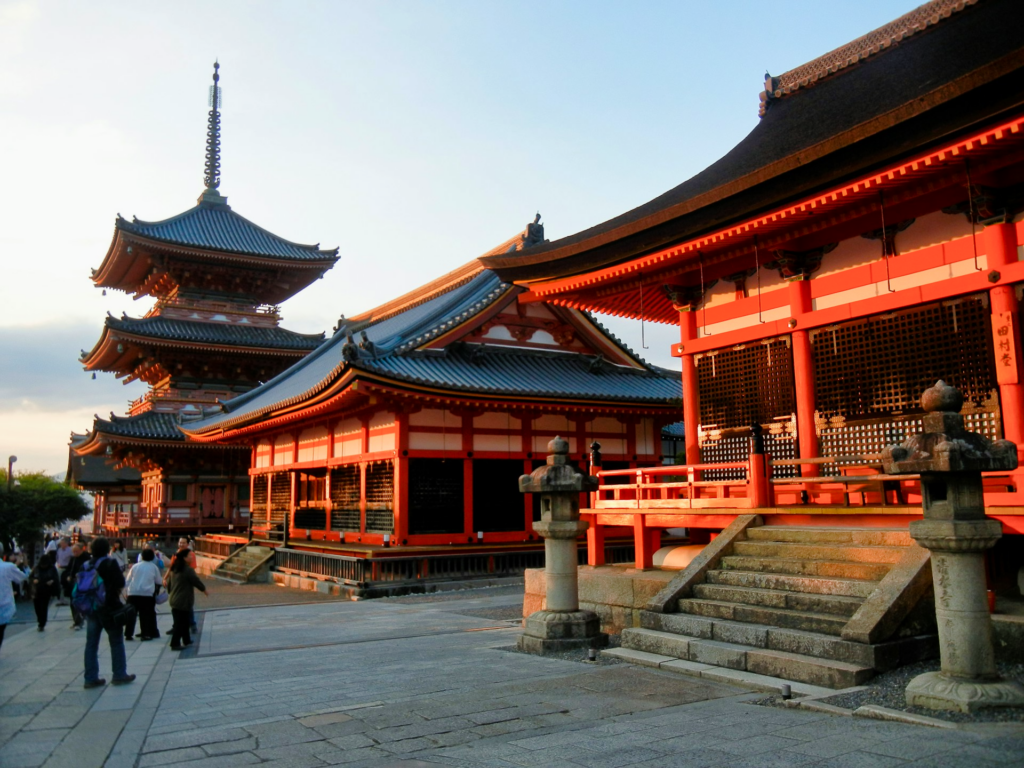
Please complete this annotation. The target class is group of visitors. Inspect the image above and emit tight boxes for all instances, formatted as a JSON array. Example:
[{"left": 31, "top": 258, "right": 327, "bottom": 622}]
[{"left": 0, "top": 534, "right": 208, "bottom": 688}]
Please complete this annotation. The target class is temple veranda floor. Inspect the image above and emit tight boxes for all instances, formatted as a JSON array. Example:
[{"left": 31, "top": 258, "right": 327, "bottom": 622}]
[{"left": 1, "top": 582, "right": 1022, "bottom": 768}]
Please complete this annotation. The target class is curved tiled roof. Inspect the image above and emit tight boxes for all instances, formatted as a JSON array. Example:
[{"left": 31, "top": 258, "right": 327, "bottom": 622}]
[
  {"left": 117, "top": 202, "right": 338, "bottom": 262},
  {"left": 93, "top": 412, "right": 186, "bottom": 441},
  {"left": 482, "top": 0, "right": 1023, "bottom": 282},
  {"left": 183, "top": 266, "right": 680, "bottom": 435},
  {"left": 361, "top": 347, "right": 680, "bottom": 403},
  {"left": 105, "top": 316, "right": 325, "bottom": 351}
]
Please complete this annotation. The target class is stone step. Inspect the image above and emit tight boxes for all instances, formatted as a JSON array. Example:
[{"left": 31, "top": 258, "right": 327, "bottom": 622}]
[
  {"left": 747, "top": 526, "right": 913, "bottom": 547},
  {"left": 720, "top": 555, "right": 891, "bottom": 581},
  {"left": 706, "top": 569, "right": 879, "bottom": 598},
  {"left": 641, "top": 611, "right": 897, "bottom": 669},
  {"left": 678, "top": 598, "right": 849, "bottom": 636},
  {"left": 732, "top": 540, "right": 906, "bottom": 565},
  {"left": 618, "top": 627, "right": 873, "bottom": 688},
  {"left": 692, "top": 583, "right": 863, "bottom": 617}
]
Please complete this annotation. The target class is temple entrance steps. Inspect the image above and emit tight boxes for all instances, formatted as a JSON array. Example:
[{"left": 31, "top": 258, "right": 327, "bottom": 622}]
[
  {"left": 609, "top": 525, "right": 937, "bottom": 689},
  {"left": 213, "top": 545, "right": 275, "bottom": 583}
]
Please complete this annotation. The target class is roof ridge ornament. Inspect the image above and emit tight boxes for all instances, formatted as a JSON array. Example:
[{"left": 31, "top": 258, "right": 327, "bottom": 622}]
[{"left": 198, "top": 61, "right": 230, "bottom": 208}]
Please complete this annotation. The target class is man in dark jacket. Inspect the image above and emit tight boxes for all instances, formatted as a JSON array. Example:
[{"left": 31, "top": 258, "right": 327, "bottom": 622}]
[
  {"left": 62, "top": 543, "right": 90, "bottom": 630},
  {"left": 82, "top": 537, "right": 135, "bottom": 689}
]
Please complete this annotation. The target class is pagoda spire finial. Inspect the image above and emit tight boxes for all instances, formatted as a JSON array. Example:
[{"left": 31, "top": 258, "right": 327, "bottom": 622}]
[{"left": 199, "top": 60, "right": 229, "bottom": 207}]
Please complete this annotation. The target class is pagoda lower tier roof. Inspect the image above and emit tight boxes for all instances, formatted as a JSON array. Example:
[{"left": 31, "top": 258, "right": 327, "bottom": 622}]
[
  {"left": 66, "top": 452, "right": 141, "bottom": 488},
  {"left": 116, "top": 202, "right": 338, "bottom": 262},
  {"left": 91, "top": 412, "right": 186, "bottom": 442},
  {"left": 104, "top": 316, "right": 324, "bottom": 351}
]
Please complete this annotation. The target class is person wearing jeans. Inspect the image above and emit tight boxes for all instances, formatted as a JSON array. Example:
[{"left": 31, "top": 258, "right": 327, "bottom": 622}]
[{"left": 82, "top": 537, "right": 136, "bottom": 689}]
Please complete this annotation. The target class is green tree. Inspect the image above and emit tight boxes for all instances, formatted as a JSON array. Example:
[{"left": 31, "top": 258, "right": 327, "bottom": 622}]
[{"left": 0, "top": 471, "right": 89, "bottom": 555}]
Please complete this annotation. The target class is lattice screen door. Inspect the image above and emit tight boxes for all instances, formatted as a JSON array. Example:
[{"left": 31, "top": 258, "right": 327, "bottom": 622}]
[{"left": 811, "top": 295, "right": 1001, "bottom": 471}]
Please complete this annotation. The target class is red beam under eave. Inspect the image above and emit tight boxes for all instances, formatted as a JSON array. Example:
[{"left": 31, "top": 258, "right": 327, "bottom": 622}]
[{"left": 519, "top": 114, "right": 1024, "bottom": 308}]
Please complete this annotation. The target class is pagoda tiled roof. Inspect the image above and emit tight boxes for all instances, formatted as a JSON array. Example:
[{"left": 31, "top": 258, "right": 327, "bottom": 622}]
[
  {"left": 482, "top": 0, "right": 1023, "bottom": 283},
  {"left": 116, "top": 202, "right": 338, "bottom": 262},
  {"left": 182, "top": 263, "right": 680, "bottom": 436},
  {"left": 93, "top": 412, "right": 186, "bottom": 442},
  {"left": 104, "top": 316, "right": 325, "bottom": 351}
]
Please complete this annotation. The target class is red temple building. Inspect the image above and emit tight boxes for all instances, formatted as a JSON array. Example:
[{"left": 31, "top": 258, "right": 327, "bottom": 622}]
[
  {"left": 68, "top": 64, "right": 338, "bottom": 537},
  {"left": 180, "top": 222, "right": 681, "bottom": 555},
  {"left": 481, "top": 0, "right": 1024, "bottom": 682}
]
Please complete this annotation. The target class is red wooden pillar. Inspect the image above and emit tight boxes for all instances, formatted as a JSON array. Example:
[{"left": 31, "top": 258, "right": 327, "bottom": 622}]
[
  {"left": 633, "top": 514, "right": 660, "bottom": 570},
  {"left": 985, "top": 223, "right": 1024, "bottom": 458},
  {"left": 679, "top": 308, "right": 700, "bottom": 467},
  {"left": 395, "top": 413, "right": 409, "bottom": 545},
  {"left": 463, "top": 459, "right": 474, "bottom": 540},
  {"left": 788, "top": 277, "right": 820, "bottom": 477},
  {"left": 359, "top": 462, "right": 367, "bottom": 534},
  {"left": 586, "top": 517, "right": 606, "bottom": 566}
]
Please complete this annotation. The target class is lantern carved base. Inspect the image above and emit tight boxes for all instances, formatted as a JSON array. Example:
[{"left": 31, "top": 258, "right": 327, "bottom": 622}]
[
  {"left": 518, "top": 610, "right": 608, "bottom": 655},
  {"left": 906, "top": 671, "right": 1024, "bottom": 713}
]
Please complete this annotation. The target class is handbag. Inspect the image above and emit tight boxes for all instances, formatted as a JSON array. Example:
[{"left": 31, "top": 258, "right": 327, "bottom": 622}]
[
  {"left": 155, "top": 586, "right": 168, "bottom": 605},
  {"left": 107, "top": 601, "right": 138, "bottom": 628}
]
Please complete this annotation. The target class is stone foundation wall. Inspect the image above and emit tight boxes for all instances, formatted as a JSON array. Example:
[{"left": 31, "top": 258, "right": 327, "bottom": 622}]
[
  {"left": 524, "top": 566, "right": 675, "bottom": 635},
  {"left": 993, "top": 615, "right": 1024, "bottom": 662}
]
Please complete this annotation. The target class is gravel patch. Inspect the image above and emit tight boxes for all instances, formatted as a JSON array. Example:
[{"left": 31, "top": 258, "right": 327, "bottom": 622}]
[{"left": 753, "top": 659, "right": 1024, "bottom": 724}]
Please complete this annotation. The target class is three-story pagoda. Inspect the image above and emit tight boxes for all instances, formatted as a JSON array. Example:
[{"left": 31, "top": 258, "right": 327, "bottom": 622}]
[{"left": 69, "top": 63, "right": 338, "bottom": 537}]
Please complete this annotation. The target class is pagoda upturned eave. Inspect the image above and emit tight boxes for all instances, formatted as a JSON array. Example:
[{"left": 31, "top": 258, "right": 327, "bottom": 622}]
[
  {"left": 91, "top": 205, "right": 338, "bottom": 303},
  {"left": 80, "top": 316, "right": 325, "bottom": 373}
]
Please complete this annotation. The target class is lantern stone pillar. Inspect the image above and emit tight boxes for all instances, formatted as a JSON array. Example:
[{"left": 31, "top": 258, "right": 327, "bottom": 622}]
[
  {"left": 882, "top": 380, "right": 1024, "bottom": 712},
  {"left": 518, "top": 436, "right": 608, "bottom": 654}
]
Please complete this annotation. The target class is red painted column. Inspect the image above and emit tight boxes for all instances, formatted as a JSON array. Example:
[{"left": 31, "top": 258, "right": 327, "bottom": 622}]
[
  {"left": 985, "top": 222, "right": 1024, "bottom": 454},
  {"left": 789, "top": 278, "right": 820, "bottom": 477},
  {"left": 679, "top": 308, "right": 700, "bottom": 467},
  {"left": 463, "top": 459, "right": 474, "bottom": 541},
  {"left": 394, "top": 412, "right": 409, "bottom": 545}
]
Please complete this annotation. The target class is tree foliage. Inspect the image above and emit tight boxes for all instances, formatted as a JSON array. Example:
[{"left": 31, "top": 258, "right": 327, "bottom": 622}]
[{"left": 0, "top": 471, "right": 89, "bottom": 555}]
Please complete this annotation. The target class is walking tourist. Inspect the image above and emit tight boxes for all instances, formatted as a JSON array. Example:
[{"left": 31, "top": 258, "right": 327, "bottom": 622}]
[
  {"left": 62, "top": 543, "right": 90, "bottom": 630},
  {"left": 164, "top": 550, "right": 207, "bottom": 651},
  {"left": 81, "top": 537, "right": 135, "bottom": 688},
  {"left": 30, "top": 553, "right": 59, "bottom": 631},
  {"left": 53, "top": 538, "right": 73, "bottom": 604},
  {"left": 177, "top": 537, "right": 198, "bottom": 631},
  {"left": 0, "top": 550, "right": 27, "bottom": 653},
  {"left": 124, "top": 548, "right": 161, "bottom": 641}
]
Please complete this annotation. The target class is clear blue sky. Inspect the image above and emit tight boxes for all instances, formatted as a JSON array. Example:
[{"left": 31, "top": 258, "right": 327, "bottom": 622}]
[{"left": 0, "top": 0, "right": 922, "bottom": 473}]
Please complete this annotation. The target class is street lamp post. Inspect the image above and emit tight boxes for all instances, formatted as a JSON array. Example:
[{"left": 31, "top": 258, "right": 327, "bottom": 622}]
[{"left": 6, "top": 455, "right": 16, "bottom": 493}]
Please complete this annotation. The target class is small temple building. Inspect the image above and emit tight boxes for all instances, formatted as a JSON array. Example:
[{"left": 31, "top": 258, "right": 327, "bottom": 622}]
[
  {"left": 179, "top": 218, "right": 681, "bottom": 550},
  {"left": 68, "top": 63, "right": 339, "bottom": 537}
]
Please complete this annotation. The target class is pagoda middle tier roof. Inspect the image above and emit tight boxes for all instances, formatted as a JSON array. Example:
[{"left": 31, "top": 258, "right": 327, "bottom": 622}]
[
  {"left": 81, "top": 315, "right": 325, "bottom": 373},
  {"left": 116, "top": 203, "right": 338, "bottom": 262},
  {"left": 106, "top": 316, "right": 323, "bottom": 351},
  {"left": 182, "top": 265, "right": 681, "bottom": 438}
]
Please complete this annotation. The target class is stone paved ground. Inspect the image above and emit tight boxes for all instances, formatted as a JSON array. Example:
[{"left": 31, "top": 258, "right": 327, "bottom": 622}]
[{"left": 1, "top": 584, "right": 1023, "bottom": 768}]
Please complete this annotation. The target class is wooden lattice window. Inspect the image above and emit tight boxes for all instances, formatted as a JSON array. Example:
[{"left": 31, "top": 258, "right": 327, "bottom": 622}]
[
  {"left": 811, "top": 296, "right": 996, "bottom": 419},
  {"left": 330, "top": 464, "right": 360, "bottom": 532},
  {"left": 696, "top": 337, "right": 795, "bottom": 430},
  {"left": 409, "top": 458, "right": 463, "bottom": 535},
  {"left": 366, "top": 461, "right": 395, "bottom": 534},
  {"left": 269, "top": 473, "right": 290, "bottom": 529},
  {"left": 251, "top": 478, "right": 268, "bottom": 513}
]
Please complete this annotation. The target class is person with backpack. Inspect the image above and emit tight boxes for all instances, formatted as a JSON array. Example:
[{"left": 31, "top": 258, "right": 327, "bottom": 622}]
[
  {"left": 63, "top": 543, "right": 90, "bottom": 630},
  {"left": 77, "top": 537, "right": 136, "bottom": 688},
  {"left": 163, "top": 549, "right": 207, "bottom": 650},
  {"left": 30, "top": 553, "right": 59, "bottom": 631}
]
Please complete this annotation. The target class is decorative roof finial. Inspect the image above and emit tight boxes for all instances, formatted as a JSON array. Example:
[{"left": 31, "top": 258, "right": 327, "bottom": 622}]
[{"left": 199, "top": 61, "right": 229, "bottom": 207}]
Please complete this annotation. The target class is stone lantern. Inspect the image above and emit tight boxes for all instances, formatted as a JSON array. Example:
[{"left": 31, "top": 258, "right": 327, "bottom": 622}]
[
  {"left": 518, "top": 436, "right": 608, "bottom": 654},
  {"left": 882, "top": 380, "right": 1024, "bottom": 712}
]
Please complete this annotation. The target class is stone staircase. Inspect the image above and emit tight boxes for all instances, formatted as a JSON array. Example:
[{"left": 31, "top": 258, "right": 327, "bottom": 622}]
[
  {"left": 213, "top": 545, "right": 275, "bottom": 584},
  {"left": 615, "top": 526, "right": 937, "bottom": 689}
]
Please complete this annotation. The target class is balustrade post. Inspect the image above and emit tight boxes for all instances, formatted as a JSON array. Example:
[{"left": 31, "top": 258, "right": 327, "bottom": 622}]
[{"left": 748, "top": 424, "right": 771, "bottom": 509}]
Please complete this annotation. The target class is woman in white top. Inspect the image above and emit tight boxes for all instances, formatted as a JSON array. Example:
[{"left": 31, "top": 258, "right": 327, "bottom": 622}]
[
  {"left": 124, "top": 549, "right": 162, "bottom": 641},
  {"left": 0, "top": 556, "right": 28, "bottom": 653}
]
